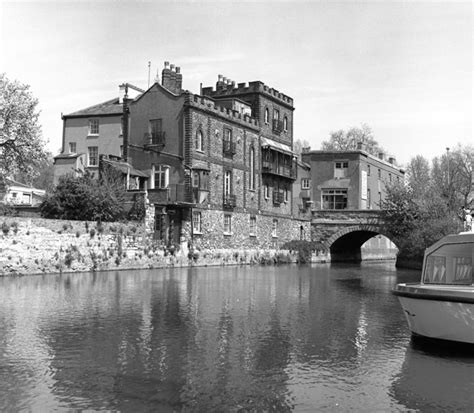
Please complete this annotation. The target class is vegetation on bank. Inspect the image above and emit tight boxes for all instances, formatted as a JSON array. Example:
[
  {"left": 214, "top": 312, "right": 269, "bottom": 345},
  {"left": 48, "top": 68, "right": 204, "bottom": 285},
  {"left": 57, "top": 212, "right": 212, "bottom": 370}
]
[{"left": 380, "top": 145, "right": 472, "bottom": 263}]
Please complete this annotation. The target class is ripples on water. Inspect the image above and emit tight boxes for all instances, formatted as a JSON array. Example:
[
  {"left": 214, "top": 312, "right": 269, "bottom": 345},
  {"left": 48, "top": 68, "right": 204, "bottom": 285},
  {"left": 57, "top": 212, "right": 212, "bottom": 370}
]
[{"left": 0, "top": 263, "right": 472, "bottom": 412}]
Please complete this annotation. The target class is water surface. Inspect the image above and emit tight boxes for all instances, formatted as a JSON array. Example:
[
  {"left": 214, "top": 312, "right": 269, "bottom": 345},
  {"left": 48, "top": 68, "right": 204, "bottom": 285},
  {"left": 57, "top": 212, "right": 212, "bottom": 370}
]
[{"left": 0, "top": 263, "right": 472, "bottom": 412}]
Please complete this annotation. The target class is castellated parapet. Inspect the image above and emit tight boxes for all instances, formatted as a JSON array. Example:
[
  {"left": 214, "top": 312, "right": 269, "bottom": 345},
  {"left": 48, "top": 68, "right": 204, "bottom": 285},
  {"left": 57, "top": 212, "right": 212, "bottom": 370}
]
[
  {"left": 185, "top": 92, "right": 260, "bottom": 130},
  {"left": 201, "top": 78, "right": 294, "bottom": 108}
]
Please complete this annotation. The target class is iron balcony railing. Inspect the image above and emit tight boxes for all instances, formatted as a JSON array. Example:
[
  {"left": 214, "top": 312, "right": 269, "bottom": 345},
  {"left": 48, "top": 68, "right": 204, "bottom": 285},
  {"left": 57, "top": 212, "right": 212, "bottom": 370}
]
[
  {"left": 272, "top": 119, "right": 283, "bottom": 134},
  {"left": 262, "top": 161, "right": 296, "bottom": 179},
  {"left": 148, "top": 184, "right": 193, "bottom": 205},
  {"left": 144, "top": 132, "right": 166, "bottom": 147},
  {"left": 273, "top": 191, "right": 285, "bottom": 205},
  {"left": 223, "top": 141, "right": 236, "bottom": 157},
  {"left": 223, "top": 194, "right": 237, "bottom": 209}
]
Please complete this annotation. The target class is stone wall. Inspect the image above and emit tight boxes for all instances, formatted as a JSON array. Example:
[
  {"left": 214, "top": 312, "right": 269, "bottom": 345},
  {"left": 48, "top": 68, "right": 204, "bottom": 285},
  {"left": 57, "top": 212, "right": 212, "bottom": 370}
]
[{"left": 0, "top": 217, "right": 296, "bottom": 276}]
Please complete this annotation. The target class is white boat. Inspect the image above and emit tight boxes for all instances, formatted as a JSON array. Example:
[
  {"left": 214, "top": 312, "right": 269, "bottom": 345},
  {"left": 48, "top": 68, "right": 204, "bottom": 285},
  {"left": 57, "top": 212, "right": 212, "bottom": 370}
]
[{"left": 393, "top": 232, "right": 474, "bottom": 344}]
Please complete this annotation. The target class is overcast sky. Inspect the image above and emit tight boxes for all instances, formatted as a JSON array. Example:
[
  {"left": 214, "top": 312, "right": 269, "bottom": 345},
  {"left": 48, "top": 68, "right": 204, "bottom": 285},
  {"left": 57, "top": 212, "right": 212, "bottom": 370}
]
[{"left": 1, "top": 1, "right": 472, "bottom": 165}]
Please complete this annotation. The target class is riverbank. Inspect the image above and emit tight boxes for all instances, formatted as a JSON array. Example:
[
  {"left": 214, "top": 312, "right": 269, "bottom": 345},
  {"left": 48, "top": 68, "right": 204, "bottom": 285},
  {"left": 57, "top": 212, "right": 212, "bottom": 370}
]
[{"left": 0, "top": 217, "right": 295, "bottom": 276}]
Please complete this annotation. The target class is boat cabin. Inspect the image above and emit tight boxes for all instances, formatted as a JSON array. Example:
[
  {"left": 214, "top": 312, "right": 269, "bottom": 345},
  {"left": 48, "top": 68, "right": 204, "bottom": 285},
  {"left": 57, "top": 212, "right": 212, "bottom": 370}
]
[{"left": 422, "top": 233, "right": 473, "bottom": 285}]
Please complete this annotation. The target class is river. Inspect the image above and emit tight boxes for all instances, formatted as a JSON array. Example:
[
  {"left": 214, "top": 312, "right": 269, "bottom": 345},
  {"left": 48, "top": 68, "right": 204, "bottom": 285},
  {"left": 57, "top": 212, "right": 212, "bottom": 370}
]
[{"left": 0, "top": 263, "right": 472, "bottom": 412}]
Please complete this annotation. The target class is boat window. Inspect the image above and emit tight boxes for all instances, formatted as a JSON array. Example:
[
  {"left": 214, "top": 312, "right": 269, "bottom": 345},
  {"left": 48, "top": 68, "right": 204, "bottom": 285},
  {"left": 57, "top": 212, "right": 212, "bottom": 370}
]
[
  {"left": 424, "top": 256, "right": 446, "bottom": 284},
  {"left": 423, "top": 242, "right": 473, "bottom": 285},
  {"left": 453, "top": 257, "right": 472, "bottom": 285}
]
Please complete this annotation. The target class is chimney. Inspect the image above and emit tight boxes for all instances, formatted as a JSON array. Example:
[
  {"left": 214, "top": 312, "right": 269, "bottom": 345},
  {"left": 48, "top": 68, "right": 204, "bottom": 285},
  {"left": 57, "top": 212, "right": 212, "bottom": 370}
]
[
  {"left": 216, "top": 74, "right": 225, "bottom": 91},
  {"left": 356, "top": 141, "right": 365, "bottom": 151},
  {"left": 118, "top": 84, "right": 127, "bottom": 104},
  {"left": 388, "top": 156, "right": 396, "bottom": 165},
  {"left": 378, "top": 152, "right": 384, "bottom": 160},
  {"left": 175, "top": 67, "right": 182, "bottom": 92},
  {"left": 161, "top": 61, "right": 181, "bottom": 94}
]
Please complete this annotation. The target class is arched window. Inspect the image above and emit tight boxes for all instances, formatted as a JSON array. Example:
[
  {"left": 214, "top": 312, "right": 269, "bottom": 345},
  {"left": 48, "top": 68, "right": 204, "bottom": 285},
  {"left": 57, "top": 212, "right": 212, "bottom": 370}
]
[
  {"left": 264, "top": 108, "right": 269, "bottom": 124},
  {"left": 195, "top": 129, "right": 203, "bottom": 151},
  {"left": 249, "top": 147, "right": 255, "bottom": 190},
  {"left": 283, "top": 116, "right": 288, "bottom": 132}
]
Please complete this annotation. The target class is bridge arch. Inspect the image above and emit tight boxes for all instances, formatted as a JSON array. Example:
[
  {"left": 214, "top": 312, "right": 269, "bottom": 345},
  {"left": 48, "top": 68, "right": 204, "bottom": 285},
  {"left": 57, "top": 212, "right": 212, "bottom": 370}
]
[{"left": 323, "top": 225, "right": 397, "bottom": 262}]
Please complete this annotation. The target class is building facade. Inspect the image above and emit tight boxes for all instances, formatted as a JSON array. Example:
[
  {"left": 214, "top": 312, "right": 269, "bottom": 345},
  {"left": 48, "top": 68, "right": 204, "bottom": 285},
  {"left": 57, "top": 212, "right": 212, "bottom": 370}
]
[
  {"left": 124, "top": 63, "right": 312, "bottom": 249},
  {"left": 301, "top": 149, "right": 405, "bottom": 210}
]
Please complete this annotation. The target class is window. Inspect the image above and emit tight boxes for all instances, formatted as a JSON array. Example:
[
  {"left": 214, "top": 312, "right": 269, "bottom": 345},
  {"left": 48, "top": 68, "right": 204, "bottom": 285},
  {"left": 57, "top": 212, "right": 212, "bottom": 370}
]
[
  {"left": 264, "top": 108, "right": 269, "bottom": 124},
  {"left": 69, "top": 142, "right": 76, "bottom": 153},
  {"left": 192, "top": 211, "right": 202, "bottom": 233},
  {"left": 195, "top": 129, "right": 203, "bottom": 152},
  {"left": 367, "top": 164, "right": 371, "bottom": 176},
  {"left": 272, "top": 219, "right": 278, "bottom": 237},
  {"left": 88, "top": 146, "right": 98, "bottom": 166},
  {"left": 378, "top": 169, "right": 381, "bottom": 179},
  {"left": 149, "top": 119, "right": 163, "bottom": 145},
  {"left": 273, "top": 109, "right": 280, "bottom": 121},
  {"left": 22, "top": 193, "right": 31, "bottom": 204},
  {"left": 249, "top": 216, "right": 256, "bottom": 236},
  {"left": 249, "top": 147, "right": 255, "bottom": 190},
  {"left": 264, "top": 184, "right": 270, "bottom": 199},
  {"left": 89, "top": 119, "right": 99, "bottom": 135},
  {"left": 155, "top": 165, "right": 169, "bottom": 189},
  {"left": 224, "top": 170, "right": 232, "bottom": 196},
  {"left": 334, "top": 161, "right": 348, "bottom": 178},
  {"left": 284, "top": 187, "right": 289, "bottom": 203},
  {"left": 283, "top": 116, "right": 288, "bottom": 132},
  {"left": 322, "top": 189, "right": 348, "bottom": 210},
  {"left": 367, "top": 188, "right": 371, "bottom": 209},
  {"left": 301, "top": 178, "right": 310, "bottom": 189},
  {"left": 224, "top": 214, "right": 232, "bottom": 234},
  {"left": 223, "top": 128, "right": 234, "bottom": 157}
]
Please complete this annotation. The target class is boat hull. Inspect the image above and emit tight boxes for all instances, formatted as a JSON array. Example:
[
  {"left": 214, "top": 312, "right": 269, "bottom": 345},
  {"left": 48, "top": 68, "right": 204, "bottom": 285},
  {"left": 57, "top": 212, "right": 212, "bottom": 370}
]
[{"left": 394, "top": 284, "right": 474, "bottom": 344}]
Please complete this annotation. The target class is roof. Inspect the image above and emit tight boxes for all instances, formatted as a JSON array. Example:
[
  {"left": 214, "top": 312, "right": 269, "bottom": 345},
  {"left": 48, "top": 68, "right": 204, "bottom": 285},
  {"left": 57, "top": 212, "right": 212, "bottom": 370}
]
[
  {"left": 261, "top": 137, "right": 293, "bottom": 155},
  {"left": 64, "top": 98, "right": 123, "bottom": 118},
  {"left": 54, "top": 152, "right": 85, "bottom": 160},
  {"left": 4, "top": 178, "right": 46, "bottom": 194},
  {"left": 102, "top": 158, "right": 149, "bottom": 178}
]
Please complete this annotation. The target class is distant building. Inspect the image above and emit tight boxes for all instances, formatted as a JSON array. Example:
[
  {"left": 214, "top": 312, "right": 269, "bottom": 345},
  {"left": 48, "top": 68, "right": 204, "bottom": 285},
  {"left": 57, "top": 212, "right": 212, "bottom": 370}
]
[
  {"left": 302, "top": 148, "right": 405, "bottom": 210},
  {"left": 0, "top": 178, "right": 45, "bottom": 206}
]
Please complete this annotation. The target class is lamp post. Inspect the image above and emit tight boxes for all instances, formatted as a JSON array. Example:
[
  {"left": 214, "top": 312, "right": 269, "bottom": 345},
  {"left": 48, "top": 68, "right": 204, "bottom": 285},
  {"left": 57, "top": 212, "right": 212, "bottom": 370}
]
[{"left": 446, "top": 147, "right": 450, "bottom": 186}]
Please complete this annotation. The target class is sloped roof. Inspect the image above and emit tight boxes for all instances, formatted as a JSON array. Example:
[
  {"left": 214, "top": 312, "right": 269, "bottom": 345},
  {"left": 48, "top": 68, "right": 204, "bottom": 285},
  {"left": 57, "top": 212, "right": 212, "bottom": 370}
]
[
  {"left": 64, "top": 98, "right": 123, "bottom": 118},
  {"left": 102, "top": 158, "right": 149, "bottom": 178}
]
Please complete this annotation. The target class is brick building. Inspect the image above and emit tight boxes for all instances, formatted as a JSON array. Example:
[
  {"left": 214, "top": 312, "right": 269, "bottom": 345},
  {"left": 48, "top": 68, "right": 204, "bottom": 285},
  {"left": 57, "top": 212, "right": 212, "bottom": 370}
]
[
  {"left": 125, "top": 62, "right": 312, "bottom": 248},
  {"left": 302, "top": 148, "right": 405, "bottom": 211}
]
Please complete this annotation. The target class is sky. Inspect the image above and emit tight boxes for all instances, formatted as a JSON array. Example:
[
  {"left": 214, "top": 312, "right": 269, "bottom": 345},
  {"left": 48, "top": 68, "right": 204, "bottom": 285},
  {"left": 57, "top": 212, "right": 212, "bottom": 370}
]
[{"left": 1, "top": 0, "right": 472, "bottom": 166}]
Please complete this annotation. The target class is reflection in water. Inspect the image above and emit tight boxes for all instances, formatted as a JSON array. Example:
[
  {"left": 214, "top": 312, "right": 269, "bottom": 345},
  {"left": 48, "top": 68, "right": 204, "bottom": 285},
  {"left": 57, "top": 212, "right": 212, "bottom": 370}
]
[{"left": 0, "top": 263, "right": 471, "bottom": 411}]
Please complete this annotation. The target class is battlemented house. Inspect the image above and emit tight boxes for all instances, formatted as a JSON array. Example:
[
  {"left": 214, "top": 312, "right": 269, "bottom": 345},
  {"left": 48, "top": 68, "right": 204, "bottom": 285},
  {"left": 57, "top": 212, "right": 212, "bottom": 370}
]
[
  {"left": 53, "top": 62, "right": 313, "bottom": 248},
  {"left": 125, "top": 62, "right": 312, "bottom": 248}
]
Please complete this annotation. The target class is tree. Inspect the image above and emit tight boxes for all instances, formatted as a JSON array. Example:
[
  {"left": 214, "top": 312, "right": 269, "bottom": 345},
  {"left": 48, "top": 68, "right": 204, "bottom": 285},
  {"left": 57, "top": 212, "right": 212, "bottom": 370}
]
[
  {"left": 293, "top": 139, "right": 311, "bottom": 156},
  {"left": 321, "top": 123, "right": 383, "bottom": 156},
  {"left": 14, "top": 151, "right": 55, "bottom": 190},
  {"left": 0, "top": 73, "right": 48, "bottom": 179},
  {"left": 40, "top": 169, "right": 127, "bottom": 221},
  {"left": 406, "top": 155, "right": 431, "bottom": 204}
]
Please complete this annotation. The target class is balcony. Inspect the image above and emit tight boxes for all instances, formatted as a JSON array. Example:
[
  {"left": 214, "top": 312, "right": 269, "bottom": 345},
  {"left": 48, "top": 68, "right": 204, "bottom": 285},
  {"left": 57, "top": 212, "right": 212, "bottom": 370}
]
[
  {"left": 144, "top": 132, "right": 166, "bottom": 148},
  {"left": 223, "top": 194, "right": 237, "bottom": 209},
  {"left": 273, "top": 191, "right": 285, "bottom": 206},
  {"left": 262, "top": 161, "right": 296, "bottom": 179},
  {"left": 272, "top": 119, "right": 283, "bottom": 135},
  {"left": 223, "top": 141, "right": 236, "bottom": 158},
  {"left": 147, "top": 184, "right": 193, "bottom": 205}
]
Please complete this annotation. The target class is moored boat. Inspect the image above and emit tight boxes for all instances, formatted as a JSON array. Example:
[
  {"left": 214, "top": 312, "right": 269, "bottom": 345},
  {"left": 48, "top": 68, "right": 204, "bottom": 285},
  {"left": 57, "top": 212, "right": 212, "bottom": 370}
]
[{"left": 393, "top": 232, "right": 474, "bottom": 344}]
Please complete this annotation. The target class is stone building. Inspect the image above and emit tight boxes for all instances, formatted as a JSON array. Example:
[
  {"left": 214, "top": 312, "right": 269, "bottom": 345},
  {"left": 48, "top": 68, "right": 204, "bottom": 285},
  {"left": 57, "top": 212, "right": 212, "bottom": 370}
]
[
  {"left": 125, "top": 62, "right": 312, "bottom": 248},
  {"left": 301, "top": 147, "right": 405, "bottom": 210}
]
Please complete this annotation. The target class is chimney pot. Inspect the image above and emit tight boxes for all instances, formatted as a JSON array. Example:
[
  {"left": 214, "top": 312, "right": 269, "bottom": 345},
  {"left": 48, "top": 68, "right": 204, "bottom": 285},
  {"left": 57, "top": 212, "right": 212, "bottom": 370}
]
[
  {"left": 218, "top": 74, "right": 223, "bottom": 81},
  {"left": 170, "top": 64, "right": 175, "bottom": 71},
  {"left": 223, "top": 77, "right": 227, "bottom": 83},
  {"left": 176, "top": 67, "right": 181, "bottom": 74},
  {"left": 164, "top": 61, "right": 169, "bottom": 68},
  {"left": 378, "top": 152, "right": 384, "bottom": 160}
]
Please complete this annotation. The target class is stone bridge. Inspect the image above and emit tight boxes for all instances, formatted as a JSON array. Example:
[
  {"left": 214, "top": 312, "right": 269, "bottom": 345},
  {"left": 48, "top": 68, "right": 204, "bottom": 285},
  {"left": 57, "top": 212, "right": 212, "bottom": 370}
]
[{"left": 311, "top": 210, "right": 392, "bottom": 262}]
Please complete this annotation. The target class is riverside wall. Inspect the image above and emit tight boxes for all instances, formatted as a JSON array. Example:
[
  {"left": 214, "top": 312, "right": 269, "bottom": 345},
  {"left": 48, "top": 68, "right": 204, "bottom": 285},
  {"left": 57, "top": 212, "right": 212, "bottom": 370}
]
[{"left": 0, "top": 217, "right": 295, "bottom": 276}]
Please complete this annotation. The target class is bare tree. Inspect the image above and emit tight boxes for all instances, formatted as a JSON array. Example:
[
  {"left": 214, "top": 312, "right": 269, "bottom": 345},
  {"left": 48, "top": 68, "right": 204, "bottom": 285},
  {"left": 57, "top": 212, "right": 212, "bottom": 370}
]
[{"left": 321, "top": 123, "right": 383, "bottom": 156}]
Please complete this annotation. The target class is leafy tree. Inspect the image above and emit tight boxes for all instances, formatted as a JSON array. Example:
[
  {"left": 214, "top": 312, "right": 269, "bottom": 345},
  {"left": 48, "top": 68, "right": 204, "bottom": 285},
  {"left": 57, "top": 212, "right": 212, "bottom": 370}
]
[
  {"left": 13, "top": 151, "right": 54, "bottom": 190},
  {"left": 406, "top": 155, "right": 431, "bottom": 202},
  {"left": 321, "top": 123, "right": 383, "bottom": 156},
  {"left": 40, "top": 169, "right": 127, "bottom": 221},
  {"left": 0, "top": 73, "right": 48, "bottom": 179},
  {"left": 293, "top": 139, "right": 311, "bottom": 156}
]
